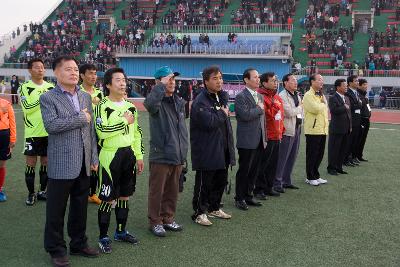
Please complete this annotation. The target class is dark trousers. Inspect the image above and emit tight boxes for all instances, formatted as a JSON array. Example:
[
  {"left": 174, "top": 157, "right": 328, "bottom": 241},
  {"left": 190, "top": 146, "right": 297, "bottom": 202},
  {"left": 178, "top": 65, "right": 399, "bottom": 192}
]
[
  {"left": 235, "top": 142, "right": 263, "bottom": 201},
  {"left": 355, "top": 118, "right": 370, "bottom": 159},
  {"left": 328, "top": 133, "right": 349, "bottom": 171},
  {"left": 11, "top": 88, "right": 18, "bottom": 104},
  {"left": 305, "top": 135, "right": 326, "bottom": 180},
  {"left": 275, "top": 128, "right": 301, "bottom": 188},
  {"left": 254, "top": 140, "right": 280, "bottom": 194},
  {"left": 192, "top": 169, "right": 228, "bottom": 218},
  {"left": 44, "top": 162, "right": 89, "bottom": 257},
  {"left": 346, "top": 120, "right": 361, "bottom": 160}
]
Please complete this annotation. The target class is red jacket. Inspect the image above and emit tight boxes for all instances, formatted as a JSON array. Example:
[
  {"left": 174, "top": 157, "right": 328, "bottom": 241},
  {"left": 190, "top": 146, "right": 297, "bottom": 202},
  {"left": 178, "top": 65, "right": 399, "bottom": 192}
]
[{"left": 257, "top": 88, "right": 285, "bottom": 140}]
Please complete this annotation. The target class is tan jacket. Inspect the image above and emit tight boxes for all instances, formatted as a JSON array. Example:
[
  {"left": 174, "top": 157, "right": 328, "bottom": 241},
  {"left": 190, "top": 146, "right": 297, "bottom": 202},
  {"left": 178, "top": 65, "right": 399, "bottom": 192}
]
[{"left": 279, "top": 89, "right": 303, "bottom": 137}]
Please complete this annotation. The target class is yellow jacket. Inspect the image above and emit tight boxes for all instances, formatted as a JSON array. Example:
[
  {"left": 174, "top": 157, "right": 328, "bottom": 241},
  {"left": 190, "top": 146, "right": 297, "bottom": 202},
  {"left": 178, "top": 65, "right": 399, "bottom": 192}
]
[{"left": 303, "top": 87, "right": 329, "bottom": 135}]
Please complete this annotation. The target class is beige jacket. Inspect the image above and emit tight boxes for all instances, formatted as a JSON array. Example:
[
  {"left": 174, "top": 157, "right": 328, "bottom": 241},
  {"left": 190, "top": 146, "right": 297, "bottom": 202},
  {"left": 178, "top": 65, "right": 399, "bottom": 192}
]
[{"left": 279, "top": 89, "right": 303, "bottom": 137}]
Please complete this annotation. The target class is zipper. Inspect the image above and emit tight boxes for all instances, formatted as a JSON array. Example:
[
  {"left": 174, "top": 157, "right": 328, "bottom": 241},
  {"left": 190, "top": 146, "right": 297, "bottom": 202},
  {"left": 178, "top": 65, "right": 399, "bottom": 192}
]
[{"left": 312, "top": 118, "right": 316, "bottom": 128}]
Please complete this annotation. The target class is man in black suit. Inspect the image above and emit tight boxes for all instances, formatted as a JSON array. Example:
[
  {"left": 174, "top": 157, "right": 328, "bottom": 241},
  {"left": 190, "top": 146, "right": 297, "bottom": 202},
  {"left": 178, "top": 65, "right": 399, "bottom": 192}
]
[
  {"left": 327, "top": 79, "right": 352, "bottom": 175},
  {"left": 234, "top": 68, "right": 267, "bottom": 210},
  {"left": 355, "top": 78, "right": 371, "bottom": 162},
  {"left": 344, "top": 75, "right": 361, "bottom": 167}
]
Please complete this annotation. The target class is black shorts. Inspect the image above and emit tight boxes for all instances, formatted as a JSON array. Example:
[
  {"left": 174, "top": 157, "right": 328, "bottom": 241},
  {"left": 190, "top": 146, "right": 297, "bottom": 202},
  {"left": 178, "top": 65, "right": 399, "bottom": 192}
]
[
  {"left": 0, "top": 129, "right": 11, "bottom": 161},
  {"left": 24, "top": 137, "right": 48, "bottom": 156},
  {"left": 98, "top": 146, "right": 137, "bottom": 202}
]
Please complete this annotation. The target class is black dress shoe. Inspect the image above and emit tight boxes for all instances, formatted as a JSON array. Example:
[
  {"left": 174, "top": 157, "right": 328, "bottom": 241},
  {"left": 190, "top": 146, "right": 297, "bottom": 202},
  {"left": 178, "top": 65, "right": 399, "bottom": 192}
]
[
  {"left": 254, "top": 193, "right": 267, "bottom": 200},
  {"left": 51, "top": 256, "right": 70, "bottom": 267},
  {"left": 352, "top": 158, "right": 361, "bottom": 164},
  {"left": 344, "top": 161, "right": 355, "bottom": 167},
  {"left": 70, "top": 246, "right": 99, "bottom": 258},
  {"left": 245, "top": 198, "right": 262, "bottom": 206},
  {"left": 336, "top": 169, "right": 348, "bottom": 174},
  {"left": 265, "top": 190, "right": 280, "bottom": 197},
  {"left": 283, "top": 184, "right": 299, "bottom": 189},
  {"left": 350, "top": 159, "right": 359, "bottom": 166},
  {"left": 235, "top": 200, "right": 248, "bottom": 210},
  {"left": 274, "top": 187, "right": 285, "bottom": 193},
  {"left": 327, "top": 169, "right": 338, "bottom": 175},
  {"left": 358, "top": 157, "right": 368, "bottom": 162}
]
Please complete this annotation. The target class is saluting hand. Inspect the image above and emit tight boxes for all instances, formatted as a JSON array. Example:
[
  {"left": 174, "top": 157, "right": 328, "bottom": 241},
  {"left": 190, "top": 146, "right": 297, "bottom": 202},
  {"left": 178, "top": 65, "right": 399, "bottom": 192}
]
[
  {"left": 123, "top": 111, "right": 134, "bottom": 124},
  {"left": 82, "top": 108, "right": 91, "bottom": 123}
]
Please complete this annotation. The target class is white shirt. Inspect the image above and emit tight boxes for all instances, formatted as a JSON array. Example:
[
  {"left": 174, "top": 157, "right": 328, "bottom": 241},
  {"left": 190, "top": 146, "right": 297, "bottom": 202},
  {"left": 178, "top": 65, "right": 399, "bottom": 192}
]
[
  {"left": 336, "top": 91, "right": 346, "bottom": 103},
  {"left": 246, "top": 87, "right": 258, "bottom": 103}
]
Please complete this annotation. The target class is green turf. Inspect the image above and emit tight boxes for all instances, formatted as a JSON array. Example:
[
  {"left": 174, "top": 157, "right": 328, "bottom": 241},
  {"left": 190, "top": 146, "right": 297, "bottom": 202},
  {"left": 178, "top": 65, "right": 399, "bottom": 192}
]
[{"left": 1, "top": 108, "right": 400, "bottom": 266}]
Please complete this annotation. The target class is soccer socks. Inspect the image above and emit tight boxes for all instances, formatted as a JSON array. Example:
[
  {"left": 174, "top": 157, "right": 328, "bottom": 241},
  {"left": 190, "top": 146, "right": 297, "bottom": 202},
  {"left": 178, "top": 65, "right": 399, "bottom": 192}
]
[
  {"left": 39, "top": 165, "right": 48, "bottom": 191},
  {"left": 89, "top": 170, "right": 98, "bottom": 196},
  {"left": 115, "top": 199, "right": 129, "bottom": 233},
  {"left": 25, "top": 165, "right": 35, "bottom": 194},
  {"left": 0, "top": 167, "right": 5, "bottom": 191},
  {"left": 98, "top": 201, "right": 112, "bottom": 239}
]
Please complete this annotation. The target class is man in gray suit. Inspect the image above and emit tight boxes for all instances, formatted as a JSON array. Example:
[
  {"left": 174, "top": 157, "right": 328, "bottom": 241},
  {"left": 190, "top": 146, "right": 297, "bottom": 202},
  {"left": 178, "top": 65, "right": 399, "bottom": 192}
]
[
  {"left": 40, "top": 56, "right": 99, "bottom": 267},
  {"left": 234, "top": 68, "right": 267, "bottom": 210}
]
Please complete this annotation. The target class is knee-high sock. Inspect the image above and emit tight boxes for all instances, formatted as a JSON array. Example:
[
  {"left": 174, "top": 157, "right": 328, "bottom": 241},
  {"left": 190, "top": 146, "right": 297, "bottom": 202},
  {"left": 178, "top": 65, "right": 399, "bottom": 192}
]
[
  {"left": 98, "top": 201, "right": 112, "bottom": 239},
  {"left": 25, "top": 165, "right": 35, "bottom": 194},
  {"left": 0, "top": 167, "right": 5, "bottom": 191},
  {"left": 115, "top": 199, "right": 129, "bottom": 233},
  {"left": 39, "top": 165, "right": 48, "bottom": 191}
]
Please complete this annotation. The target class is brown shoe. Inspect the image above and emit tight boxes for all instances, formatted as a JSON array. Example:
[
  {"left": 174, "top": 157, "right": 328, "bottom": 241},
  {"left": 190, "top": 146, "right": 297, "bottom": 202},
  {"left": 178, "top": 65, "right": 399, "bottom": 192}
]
[
  {"left": 51, "top": 255, "right": 70, "bottom": 267},
  {"left": 70, "top": 246, "right": 99, "bottom": 258}
]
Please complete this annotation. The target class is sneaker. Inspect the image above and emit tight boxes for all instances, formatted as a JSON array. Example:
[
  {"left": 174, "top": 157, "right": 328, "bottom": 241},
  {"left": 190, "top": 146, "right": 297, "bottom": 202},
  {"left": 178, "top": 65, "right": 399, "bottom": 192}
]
[
  {"left": 26, "top": 193, "right": 36, "bottom": 206},
  {"left": 208, "top": 209, "right": 232, "bottom": 219},
  {"left": 88, "top": 194, "right": 101, "bottom": 205},
  {"left": 305, "top": 179, "right": 319, "bottom": 186},
  {"left": 194, "top": 214, "right": 212, "bottom": 226},
  {"left": 316, "top": 178, "right": 328, "bottom": 184},
  {"left": 151, "top": 224, "right": 167, "bottom": 237},
  {"left": 114, "top": 230, "right": 139, "bottom": 245},
  {"left": 37, "top": 191, "right": 47, "bottom": 201},
  {"left": 98, "top": 236, "right": 112, "bottom": 254},
  {"left": 0, "top": 191, "right": 7, "bottom": 202},
  {"left": 163, "top": 221, "right": 183, "bottom": 231}
]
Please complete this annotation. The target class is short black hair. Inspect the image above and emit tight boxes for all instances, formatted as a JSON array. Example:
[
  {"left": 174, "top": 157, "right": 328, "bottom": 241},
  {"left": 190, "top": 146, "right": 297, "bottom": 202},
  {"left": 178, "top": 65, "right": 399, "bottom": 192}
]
[
  {"left": 79, "top": 64, "right": 97, "bottom": 75},
  {"left": 260, "top": 72, "right": 275, "bottom": 85},
  {"left": 347, "top": 75, "right": 358, "bottom": 84},
  {"left": 242, "top": 68, "right": 256, "bottom": 83},
  {"left": 309, "top": 73, "right": 319, "bottom": 85},
  {"left": 104, "top": 67, "right": 126, "bottom": 87},
  {"left": 52, "top": 55, "right": 78, "bottom": 71},
  {"left": 334, "top": 78, "right": 346, "bottom": 89},
  {"left": 28, "top": 58, "right": 44, "bottom": 69},
  {"left": 282, "top": 73, "right": 294, "bottom": 88},
  {"left": 202, "top": 65, "right": 222, "bottom": 84},
  {"left": 358, "top": 78, "right": 368, "bottom": 86}
]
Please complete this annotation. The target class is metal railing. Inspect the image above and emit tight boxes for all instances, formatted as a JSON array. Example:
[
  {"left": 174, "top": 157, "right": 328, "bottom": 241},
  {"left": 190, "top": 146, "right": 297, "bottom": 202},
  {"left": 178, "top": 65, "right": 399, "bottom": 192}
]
[
  {"left": 153, "top": 24, "right": 293, "bottom": 34},
  {"left": 116, "top": 44, "right": 289, "bottom": 56},
  {"left": 1, "top": 62, "right": 109, "bottom": 72},
  {"left": 293, "top": 67, "right": 400, "bottom": 78}
]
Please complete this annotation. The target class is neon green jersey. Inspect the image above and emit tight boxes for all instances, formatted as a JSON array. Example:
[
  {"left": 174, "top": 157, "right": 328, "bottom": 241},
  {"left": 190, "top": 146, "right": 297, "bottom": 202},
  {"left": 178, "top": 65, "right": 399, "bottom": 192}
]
[
  {"left": 80, "top": 84, "right": 104, "bottom": 108},
  {"left": 19, "top": 80, "right": 54, "bottom": 138},
  {"left": 94, "top": 97, "right": 144, "bottom": 160}
]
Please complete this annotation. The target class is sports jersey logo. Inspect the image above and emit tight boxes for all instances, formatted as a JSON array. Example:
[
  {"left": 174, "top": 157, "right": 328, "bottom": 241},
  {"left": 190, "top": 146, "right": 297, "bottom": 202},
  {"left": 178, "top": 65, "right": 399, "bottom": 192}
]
[
  {"left": 96, "top": 117, "right": 103, "bottom": 125},
  {"left": 21, "top": 96, "right": 27, "bottom": 101},
  {"left": 100, "top": 185, "right": 111, "bottom": 197}
]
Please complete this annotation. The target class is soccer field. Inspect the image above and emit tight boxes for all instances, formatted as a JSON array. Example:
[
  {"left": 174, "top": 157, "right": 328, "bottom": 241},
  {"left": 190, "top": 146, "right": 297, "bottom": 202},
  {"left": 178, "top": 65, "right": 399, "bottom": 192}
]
[{"left": 1, "top": 108, "right": 400, "bottom": 267}]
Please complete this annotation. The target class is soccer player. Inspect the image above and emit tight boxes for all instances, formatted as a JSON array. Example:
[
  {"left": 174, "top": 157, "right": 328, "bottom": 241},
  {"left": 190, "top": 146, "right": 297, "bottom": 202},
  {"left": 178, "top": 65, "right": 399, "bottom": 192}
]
[
  {"left": 19, "top": 58, "right": 54, "bottom": 205},
  {"left": 94, "top": 68, "right": 144, "bottom": 254},
  {"left": 80, "top": 63, "right": 104, "bottom": 205},
  {"left": 0, "top": 98, "right": 16, "bottom": 202}
]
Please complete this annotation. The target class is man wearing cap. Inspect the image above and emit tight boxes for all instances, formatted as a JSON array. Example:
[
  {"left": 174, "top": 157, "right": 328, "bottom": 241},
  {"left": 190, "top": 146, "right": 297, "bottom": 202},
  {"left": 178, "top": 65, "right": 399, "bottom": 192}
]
[{"left": 144, "top": 66, "right": 189, "bottom": 237}]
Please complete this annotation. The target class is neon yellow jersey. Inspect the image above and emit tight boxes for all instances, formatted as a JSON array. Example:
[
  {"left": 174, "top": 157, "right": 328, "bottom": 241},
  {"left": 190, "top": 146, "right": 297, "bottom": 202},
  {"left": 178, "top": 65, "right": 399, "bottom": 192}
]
[
  {"left": 80, "top": 84, "right": 104, "bottom": 108},
  {"left": 94, "top": 97, "right": 144, "bottom": 160},
  {"left": 19, "top": 80, "right": 54, "bottom": 138}
]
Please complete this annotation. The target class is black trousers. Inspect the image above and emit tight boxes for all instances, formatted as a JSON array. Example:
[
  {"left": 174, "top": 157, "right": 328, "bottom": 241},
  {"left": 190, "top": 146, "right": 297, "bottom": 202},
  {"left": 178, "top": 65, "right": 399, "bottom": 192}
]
[
  {"left": 192, "top": 169, "right": 228, "bottom": 218},
  {"left": 305, "top": 135, "right": 326, "bottom": 180},
  {"left": 235, "top": 141, "right": 263, "bottom": 201},
  {"left": 328, "top": 133, "right": 348, "bottom": 171},
  {"left": 11, "top": 88, "right": 18, "bottom": 104},
  {"left": 254, "top": 140, "right": 280, "bottom": 194},
  {"left": 44, "top": 162, "right": 89, "bottom": 257},
  {"left": 355, "top": 118, "right": 370, "bottom": 159},
  {"left": 346, "top": 120, "right": 361, "bottom": 160}
]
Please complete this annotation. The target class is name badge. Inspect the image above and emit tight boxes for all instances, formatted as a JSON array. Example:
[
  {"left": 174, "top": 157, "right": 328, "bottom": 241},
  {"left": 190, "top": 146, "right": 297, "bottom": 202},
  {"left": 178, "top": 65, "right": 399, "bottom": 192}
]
[
  {"left": 355, "top": 109, "right": 361, "bottom": 114},
  {"left": 366, "top": 104, "right": 371, "bottom": 111},
  {"left": 275, "top": 111, "right": 282, "bottom": 121},
  {"left": 296, "top": 113, "right": 303, "bottom": 119}
]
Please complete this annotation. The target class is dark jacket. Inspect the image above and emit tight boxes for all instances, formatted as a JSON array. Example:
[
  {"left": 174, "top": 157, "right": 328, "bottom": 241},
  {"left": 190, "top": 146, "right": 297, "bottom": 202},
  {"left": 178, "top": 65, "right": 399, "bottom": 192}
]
[
  {"left": 190, "top": 89, "right": 235, "bottom": 171},
  {"left": 143, "top": 83, "right": 188, "bottom": 165},
  {"left": 345, "top": 88, "right": 362, "bottom": 127},
  {"left": 357, "top": 89, "right": 371, "bottom": 119},
  {"left": 328, "top": 92, "right": 352, "bottom": 135}
]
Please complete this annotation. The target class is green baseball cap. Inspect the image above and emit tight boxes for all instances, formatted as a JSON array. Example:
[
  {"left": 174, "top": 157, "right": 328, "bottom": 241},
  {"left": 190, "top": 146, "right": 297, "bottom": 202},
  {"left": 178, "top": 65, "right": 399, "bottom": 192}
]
[{"left": 154, "top": 66, "right": 180, "bottom": 79}]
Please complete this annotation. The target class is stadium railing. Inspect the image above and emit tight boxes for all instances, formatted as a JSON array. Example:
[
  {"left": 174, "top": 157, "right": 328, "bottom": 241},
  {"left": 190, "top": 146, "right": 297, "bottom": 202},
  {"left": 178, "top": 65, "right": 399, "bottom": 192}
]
[
  {"left": 116, "top": 44, "right": 289, "bottom": 56},
  {"left": 293, "top": 67, "right": 400, "bottom": 78},
  {"left": 1, "top": 62, "right": 109, "bottom": 72},
  {"left": 153, "top": 24, "right": 293, "bottom": 34}
]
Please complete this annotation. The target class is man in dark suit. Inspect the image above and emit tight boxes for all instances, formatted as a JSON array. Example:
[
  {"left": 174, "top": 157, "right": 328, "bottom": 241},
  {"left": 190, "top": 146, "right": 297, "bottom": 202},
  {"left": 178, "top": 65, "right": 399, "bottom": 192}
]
[
  {"left": 344, "top": 75, "right": 362, "bottom": 167},
  {"left": 40, "top": 56, "right": 99, "bottom": 267},
  {"left": 327, "top": 79, "right": 352, "bottom": 175},
  {"left": 234, "top": 68, "right": 266, "bottom": 210},
  {"left": 355, "top": 78, "right": 371, "bottom": 162}
]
